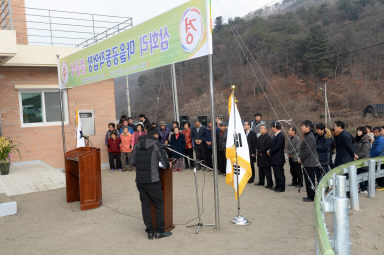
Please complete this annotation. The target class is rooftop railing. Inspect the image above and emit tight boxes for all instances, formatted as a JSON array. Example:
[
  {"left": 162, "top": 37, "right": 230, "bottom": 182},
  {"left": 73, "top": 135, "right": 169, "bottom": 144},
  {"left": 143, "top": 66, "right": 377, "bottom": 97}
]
[
  {"left": 0, "top": 0, "right": 132, "bottom": 47},
  {"left": 0, "top": 0, "right": 13, "bottom": 30}
]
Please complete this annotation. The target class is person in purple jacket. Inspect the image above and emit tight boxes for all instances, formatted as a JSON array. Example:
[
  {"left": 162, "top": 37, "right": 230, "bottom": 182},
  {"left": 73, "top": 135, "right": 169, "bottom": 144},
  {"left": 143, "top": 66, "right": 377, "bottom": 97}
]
[{"left": 158, "top": 121, "right": 170, "bottom": 145}]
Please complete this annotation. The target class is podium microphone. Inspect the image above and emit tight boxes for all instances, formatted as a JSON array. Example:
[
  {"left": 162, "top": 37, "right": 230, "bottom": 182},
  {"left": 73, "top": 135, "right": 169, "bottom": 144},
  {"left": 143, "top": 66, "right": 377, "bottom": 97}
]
[{"left": 163, "top": 143, "right": 215, "bottom": 233}]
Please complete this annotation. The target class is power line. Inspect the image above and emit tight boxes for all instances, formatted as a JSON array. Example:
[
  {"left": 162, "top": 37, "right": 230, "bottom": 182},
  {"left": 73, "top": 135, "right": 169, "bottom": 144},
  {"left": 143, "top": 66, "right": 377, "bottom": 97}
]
[
  {"left": 219, "top": 38, "right": 384, "bottom": 86},
  {"left": 270, "top": 41, "right": 384, "bottom": 75},
  {"left": 175, "top": 16, "right": 384, "bottom": 86},
  {"left": 222, "top": 6, "right": 326, "bottom": 189}
]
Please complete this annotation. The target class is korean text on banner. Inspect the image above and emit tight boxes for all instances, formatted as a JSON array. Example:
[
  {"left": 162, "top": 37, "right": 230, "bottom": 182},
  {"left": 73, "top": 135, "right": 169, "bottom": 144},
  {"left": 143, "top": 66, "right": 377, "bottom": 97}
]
[{"left": 59, "top": 0, "right": 212, "bottom": 88}]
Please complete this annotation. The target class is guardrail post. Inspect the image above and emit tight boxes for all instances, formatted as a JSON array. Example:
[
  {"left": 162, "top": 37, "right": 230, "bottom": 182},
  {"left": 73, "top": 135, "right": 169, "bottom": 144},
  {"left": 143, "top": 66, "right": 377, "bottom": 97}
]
[
  {"left": 348, "top": 165, "right": 359, "bottom": 211},
  {"left": 315, "top": 235, "right": 320, "bottom": 255},
  {"left": 368, "top": 159, "right": 376, "bottom": 198},
  {"left": 333, "top": 175, "right": 350, "bottom": 255}
]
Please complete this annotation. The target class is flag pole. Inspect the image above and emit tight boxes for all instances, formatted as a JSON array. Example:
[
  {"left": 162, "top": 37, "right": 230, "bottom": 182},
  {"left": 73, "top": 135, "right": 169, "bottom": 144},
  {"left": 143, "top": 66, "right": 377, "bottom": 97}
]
[
  {"left": 206, "top": 0, "right": 219, "bottom": 231},
  {"left": 233, "top": 86, "right": 241, "bottom": 216},
  {"left": 231, "top": 85, "right": 250, "bottom": 226}
]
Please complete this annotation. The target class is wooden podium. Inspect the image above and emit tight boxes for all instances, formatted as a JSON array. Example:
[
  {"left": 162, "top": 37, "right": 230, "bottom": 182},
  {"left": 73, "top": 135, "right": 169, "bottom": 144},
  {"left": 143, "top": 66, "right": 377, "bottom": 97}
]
[
  {"left": 151, "top": 166, "right": 174, "bottom": 232},
  {"left": 65, "top": 147, "right": 102, "bottom": 210}
]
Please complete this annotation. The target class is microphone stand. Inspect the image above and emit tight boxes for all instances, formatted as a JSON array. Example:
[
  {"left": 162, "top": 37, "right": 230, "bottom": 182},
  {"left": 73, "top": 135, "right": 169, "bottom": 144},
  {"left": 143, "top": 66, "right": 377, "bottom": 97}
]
[
  {"left": 165, "top": 146, "right": 215, "bottom": 234},
  {"left": 165, "top": 145, "right": 213, "bottom": 171}
]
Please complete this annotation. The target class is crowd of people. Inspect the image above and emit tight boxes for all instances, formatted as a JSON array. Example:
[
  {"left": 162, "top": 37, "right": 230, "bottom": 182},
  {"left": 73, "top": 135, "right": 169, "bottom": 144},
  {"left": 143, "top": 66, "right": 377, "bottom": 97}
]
[{"left": 105, "top": 113, "right": 384, "bottom": 202}]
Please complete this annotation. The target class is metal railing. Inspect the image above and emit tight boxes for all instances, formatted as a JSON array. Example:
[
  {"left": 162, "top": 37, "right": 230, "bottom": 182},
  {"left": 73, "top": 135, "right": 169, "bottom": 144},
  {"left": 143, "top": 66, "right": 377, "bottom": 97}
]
[
  {"left": 0, "top": 0, "right": 12, "bottom": 30},
  {"left": 0, "top": 1, "right": 132, "bottom": 47},
  {"left": 76, "top": 17, "right": 132, "bottom": 48},
  {"left": 315, "top": 157, "right": 384, "bottom": 255}
]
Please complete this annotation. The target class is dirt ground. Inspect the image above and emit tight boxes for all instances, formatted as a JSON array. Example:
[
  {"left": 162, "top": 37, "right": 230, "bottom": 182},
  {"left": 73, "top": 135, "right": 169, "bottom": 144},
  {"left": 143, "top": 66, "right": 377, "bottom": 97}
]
[{"left": 0, "top": 167, "right": 383, "bottom": 255}]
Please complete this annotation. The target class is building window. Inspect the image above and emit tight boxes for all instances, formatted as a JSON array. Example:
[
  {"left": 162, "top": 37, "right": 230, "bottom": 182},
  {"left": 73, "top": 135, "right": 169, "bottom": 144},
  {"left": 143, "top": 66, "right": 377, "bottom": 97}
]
[{"left": 19, "top": 90, "right": 68, "bottom": 127}]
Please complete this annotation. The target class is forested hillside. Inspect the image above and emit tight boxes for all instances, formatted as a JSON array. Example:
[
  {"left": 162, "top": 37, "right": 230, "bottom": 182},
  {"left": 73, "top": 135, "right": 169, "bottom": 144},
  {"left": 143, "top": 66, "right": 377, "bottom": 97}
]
[{"left": 118, "top": 0, "right": 384, "bottom": 127}]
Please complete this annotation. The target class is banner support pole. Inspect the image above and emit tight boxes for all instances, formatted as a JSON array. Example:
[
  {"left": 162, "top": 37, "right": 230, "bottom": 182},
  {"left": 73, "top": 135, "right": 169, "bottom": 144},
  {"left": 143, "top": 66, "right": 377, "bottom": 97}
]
[
  {"left": 171, "top": 63, "right": 180, "bottom": 122},
  {"left": 208, "top": 54, "right": 220, "bottom": 230},
  {"left": 126, "top": 75, "right": 131, "bottom": 117},
  {"left": 56, "top": 55, "right": 66, "bottom": 156}
]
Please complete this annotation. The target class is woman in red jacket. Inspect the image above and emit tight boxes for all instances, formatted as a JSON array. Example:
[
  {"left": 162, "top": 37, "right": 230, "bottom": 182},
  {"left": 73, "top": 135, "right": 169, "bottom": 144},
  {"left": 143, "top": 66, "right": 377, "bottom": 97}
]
[
  {"left": 108, "top": 131, "right": 122, "bottom": 171},
  {"left": 132, "top": 123, "right": 146, "bottom": 147},
  {"left": 182, "top": 122, "right": 194, "bottom": 169}
]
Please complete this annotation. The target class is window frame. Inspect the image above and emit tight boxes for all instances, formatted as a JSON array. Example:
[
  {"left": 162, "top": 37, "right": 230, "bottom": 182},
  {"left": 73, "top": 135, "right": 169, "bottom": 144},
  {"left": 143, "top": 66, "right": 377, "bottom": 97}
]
[{"left": 18, "top": 89, "right": 69, "bottom": 127}]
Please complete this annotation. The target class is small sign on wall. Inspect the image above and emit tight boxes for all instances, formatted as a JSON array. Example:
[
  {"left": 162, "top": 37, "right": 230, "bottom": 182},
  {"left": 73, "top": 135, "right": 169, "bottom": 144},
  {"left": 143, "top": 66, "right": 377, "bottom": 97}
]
[{"left": 79, "top": 110, "right": 95, "bottom": 136}]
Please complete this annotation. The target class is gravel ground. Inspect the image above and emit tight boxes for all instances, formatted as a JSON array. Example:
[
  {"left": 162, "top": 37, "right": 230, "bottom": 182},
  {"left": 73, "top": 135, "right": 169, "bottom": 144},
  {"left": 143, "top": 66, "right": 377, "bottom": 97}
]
[{"left": 0, "top": 167, "right": 382, "bottom": 255}]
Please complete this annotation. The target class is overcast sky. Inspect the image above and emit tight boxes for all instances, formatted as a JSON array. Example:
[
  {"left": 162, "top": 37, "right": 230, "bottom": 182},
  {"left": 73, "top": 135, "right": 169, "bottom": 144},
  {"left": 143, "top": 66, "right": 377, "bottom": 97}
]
[{"left": 25, "top": 0, "right": 279, "bottom": 25}]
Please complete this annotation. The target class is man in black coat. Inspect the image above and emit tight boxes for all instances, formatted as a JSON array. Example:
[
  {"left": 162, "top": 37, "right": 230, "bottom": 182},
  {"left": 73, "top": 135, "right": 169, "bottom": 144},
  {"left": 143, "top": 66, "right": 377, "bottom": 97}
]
[
  {"left": 267, "top": 121, "right": 286, "bottom": 192},
  {"left": 333, "top": 121, "right": 355, "bottom": 167},
  {"left": 139, "top": 113, "right": 151, "bottom": 130},
  {"left": 130, "top": 126, "right": 172, "bottom": 239},
  {"left": 315, "top": 123, "right": 331, "bottom": 181},
  {"left": 256, "top": 124, "right": 273, "bottom": 188},
  {"left": 191, "top": 120, "right": 207, "bottom": 170},
  {"left": 244, "top": 121, "right": 257, "bottom": 183},
  {"left": 217, "top": 122, "right": 228, "bottom": 175},
  {"left": 299, "top": 120, "right": 319, "bottom": 202}
]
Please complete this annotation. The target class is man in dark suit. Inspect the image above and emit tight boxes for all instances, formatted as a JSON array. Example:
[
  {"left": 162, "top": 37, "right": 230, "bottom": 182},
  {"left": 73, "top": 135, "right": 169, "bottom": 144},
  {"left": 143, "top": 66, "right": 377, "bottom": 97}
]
[
  {"left": 139, "top": 114, "right": 151, "bottom": 130},
  {"left": 256, "top": 124, "right": 273, "bottom": 188},
  {"left": 244, "top": 121, "right": 257, "bottom": 183},
  {"left": 299, "top": 120, "right": 319, "bottom": 202},
  {"left": 191, "top": 120, "right": 207, "bottom": 170},
  {"left": 130, "top": 126, "right": 172, "bottom": 239},
  {"left": 217, "top": 122, "right": 228, "bottom": 175},
  {"left": 333, "top": 121, "right": 355, "bottom": 167},
  {"left": 267, "top": 121, "right": 286, "bottom": 192}
]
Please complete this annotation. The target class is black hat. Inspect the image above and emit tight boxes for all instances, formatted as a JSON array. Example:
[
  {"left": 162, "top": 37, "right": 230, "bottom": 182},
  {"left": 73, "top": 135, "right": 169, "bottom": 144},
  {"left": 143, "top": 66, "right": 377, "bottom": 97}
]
[{"left": 271, "top": 120, "right": 282, "bottom": 129}]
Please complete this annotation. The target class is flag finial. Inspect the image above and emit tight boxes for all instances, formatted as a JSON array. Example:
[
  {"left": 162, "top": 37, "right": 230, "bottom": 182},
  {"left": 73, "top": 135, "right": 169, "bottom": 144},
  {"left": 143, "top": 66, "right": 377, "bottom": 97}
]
[{"left": 231, "top": 85, "right": 236, "bottom": 90}]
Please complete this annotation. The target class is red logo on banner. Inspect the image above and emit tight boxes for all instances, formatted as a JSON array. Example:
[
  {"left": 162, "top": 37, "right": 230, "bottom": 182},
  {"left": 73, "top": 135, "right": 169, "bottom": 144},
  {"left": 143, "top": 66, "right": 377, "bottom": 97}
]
[{"left": 179, "top": 8, "right": 203, "bottom": 53}]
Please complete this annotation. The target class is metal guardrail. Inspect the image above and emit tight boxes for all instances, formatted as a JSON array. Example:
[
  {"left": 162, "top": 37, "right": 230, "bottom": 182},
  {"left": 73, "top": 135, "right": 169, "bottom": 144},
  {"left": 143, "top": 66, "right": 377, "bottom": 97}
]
[
  {"left": 0, "top": 0, "right": 132, "bottom": 47},
  {"left": 315, "top": 157, "right": 384, "bottom": 255}
]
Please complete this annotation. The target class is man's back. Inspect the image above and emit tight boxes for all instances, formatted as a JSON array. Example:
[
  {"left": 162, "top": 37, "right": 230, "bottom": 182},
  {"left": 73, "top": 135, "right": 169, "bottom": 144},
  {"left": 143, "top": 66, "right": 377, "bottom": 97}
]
[
  {"left": 270, "top": 132, "right": 285, "bottom": 165},
  {"left": 300, "top": 132, "right": 318, "bottom": 168},
  {"left": 131, "top": 136, "right": 169, "bottom": 183},
  {"left": 334, "top": 130, "right": 355, "bottom": 167},
  {"left": 316, "top": 134, "right": 331, "bottom": 164}
]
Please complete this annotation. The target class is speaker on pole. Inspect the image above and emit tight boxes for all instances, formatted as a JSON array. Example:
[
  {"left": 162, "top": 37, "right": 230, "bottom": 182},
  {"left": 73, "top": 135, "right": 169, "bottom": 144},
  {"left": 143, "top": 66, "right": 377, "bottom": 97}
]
[
  {"left": 180, "top": 115, "right": 189, "bottom": 129},
  {"left": 197, "top": 115, "right": 208, "bottom": 127}
]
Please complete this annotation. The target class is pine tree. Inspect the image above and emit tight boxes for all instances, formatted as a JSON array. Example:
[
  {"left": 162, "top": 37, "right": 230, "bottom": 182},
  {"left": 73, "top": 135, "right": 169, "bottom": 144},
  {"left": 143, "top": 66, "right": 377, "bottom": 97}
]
[
  {"left": 214, "top": 16, "right": 224, "bottom": 33},
  {"left": 303, "top": 25, "right": 331, "bottom": 78},
  {"left": 137, "top": 74, "right": 147, "bottom": 87}
]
